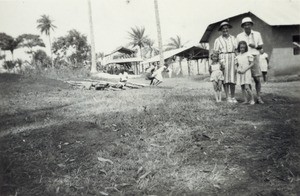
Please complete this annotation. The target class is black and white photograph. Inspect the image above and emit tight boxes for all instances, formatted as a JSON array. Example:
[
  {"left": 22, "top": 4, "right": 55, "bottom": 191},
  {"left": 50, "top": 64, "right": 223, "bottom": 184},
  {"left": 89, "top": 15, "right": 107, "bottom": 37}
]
[{"left": 0, "top": 0, "right": 300, "bottom": 195}]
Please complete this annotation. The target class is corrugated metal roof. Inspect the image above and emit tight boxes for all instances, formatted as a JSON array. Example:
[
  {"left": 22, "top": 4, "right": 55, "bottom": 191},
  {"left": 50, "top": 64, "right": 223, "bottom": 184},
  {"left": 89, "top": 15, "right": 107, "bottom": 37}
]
[
  {"left": 141, "top": 46, "right": 208, "bottom": 64},
  {"left": 105, "top": 57, "right": 142, "bottom": 65},
  {"left": 200, "top": 3, "right": 300, "bottom": 43},
  {"left": 105, "top": 46, "right": 136, "bottom": 57}
]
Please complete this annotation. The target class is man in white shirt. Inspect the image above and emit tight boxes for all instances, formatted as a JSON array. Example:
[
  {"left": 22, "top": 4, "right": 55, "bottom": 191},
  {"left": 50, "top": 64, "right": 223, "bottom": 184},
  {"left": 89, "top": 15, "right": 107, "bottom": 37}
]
[
  {"left": 236, "top": 17, "right": 264, "bottom": 104},
  {"left": 119, "top": 68, "right": 129, "bottom": 86},
  {"left": 259, "top": 49, "right": 269, "bottom": 83}
]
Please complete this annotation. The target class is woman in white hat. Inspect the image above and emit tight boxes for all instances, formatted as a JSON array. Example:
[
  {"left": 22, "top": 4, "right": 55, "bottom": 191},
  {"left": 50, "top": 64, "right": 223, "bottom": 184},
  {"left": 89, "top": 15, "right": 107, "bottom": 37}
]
[
  {"left": 213, "top": 21, "right": 238, "bottom": 103},
  {"left": 236, "top": 17, "right": 264, "bottom": 104}
]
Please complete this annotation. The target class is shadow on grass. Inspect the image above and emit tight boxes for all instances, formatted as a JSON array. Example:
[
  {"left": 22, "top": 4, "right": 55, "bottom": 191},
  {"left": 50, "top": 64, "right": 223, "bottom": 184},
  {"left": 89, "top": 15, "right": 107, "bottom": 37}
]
[
  {"left": 0, "top": 91, "right": 299, "bottom": 196},
  {"left": 0, "top": 104, "right": 73, "bottom": 134}
]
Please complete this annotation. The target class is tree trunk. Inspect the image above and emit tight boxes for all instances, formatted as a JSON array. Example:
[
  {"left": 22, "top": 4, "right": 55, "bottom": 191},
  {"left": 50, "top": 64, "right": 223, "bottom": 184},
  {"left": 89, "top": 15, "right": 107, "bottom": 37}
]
[
  {"left": 179, "top": 57, "right": 183, "bottom": 76},
  {"left": 197, "top": 59, "right": 199, "bottom": 75},
  {"left": 49, "top": 32, "right": 53, "bottom": 67},
  {"left": 10, "top": 50, "right": 14, "bottom": 61},
  {"left": 187, "top": 60, "right": 191, "bottom": 76},
  {"left": 88, "top": 0, "right": 97, "bottom": 73},
  {"left": 154, "top": 0, "right": 164, "bottom": 68}
]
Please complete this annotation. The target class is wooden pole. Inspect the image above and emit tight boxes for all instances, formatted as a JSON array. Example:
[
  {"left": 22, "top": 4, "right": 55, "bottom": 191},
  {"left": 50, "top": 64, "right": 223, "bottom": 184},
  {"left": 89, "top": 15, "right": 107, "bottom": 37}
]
[
  {"left": 197, "top": 59, "right": 199, "bottom": 75},
  {"left": 154, "top": 0, "right": 164, "bottom": 68},
  {"left": 88, "top": 0, "right": 97, "bottom": 73}
]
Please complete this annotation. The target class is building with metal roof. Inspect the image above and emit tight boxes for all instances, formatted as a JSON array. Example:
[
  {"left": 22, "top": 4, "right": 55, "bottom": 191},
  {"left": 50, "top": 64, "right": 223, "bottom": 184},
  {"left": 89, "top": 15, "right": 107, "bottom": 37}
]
[{"left": 200, "top": 9, "right": 300, "bottom": 76}]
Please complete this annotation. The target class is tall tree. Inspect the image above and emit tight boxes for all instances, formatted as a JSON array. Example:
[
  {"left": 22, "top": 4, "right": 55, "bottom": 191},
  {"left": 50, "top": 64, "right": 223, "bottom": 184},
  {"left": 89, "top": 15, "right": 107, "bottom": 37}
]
[
  {"left": 87, "top": 0, "right": 97, "bottom": 73},
  {"left": 154, "top": 0, "right": 164, "bottom": 68},
  {"left": 52, "top": 29, "right": 90, "bottom": 67},
  {"left": 126, "top": 0, "right": 164, "bottom": 66},
  {"left": 0, "top": 33, "right": 22, "bottom": 60},
  {"left": 36, "top": 15, "right": 56, "bottom": 65},
  {"left": 128, "top": 26, "right": 148, "bottom": 59}
]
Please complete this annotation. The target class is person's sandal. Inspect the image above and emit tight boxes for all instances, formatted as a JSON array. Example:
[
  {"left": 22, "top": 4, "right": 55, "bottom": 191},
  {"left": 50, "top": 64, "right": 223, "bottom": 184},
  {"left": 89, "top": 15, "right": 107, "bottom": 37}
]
[
  {"left": 257, "top": 97, "right": 264, "bottom": 104},
  {"left": 250, "top": 100, "right": 255, "bottom": 105},
  {"left": 231, "top": 97, "right": 238, "bottom": 103}
]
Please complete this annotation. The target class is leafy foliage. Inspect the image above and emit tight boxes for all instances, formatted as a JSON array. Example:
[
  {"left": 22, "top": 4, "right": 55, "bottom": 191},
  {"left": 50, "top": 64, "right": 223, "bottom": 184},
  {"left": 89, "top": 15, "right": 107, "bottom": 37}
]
[
  {"left": 165, "top": 35, "right": 185, "bottom": 51},
  {"left": 128, "top": 26, "right": 148, "bottom": 58},
  {"left": 143, "top": 38, "right": 159, "bottom": 58},
  {"left": 33, "top": 49, "right": 52, "bottom": 68},
  {"left": 0, "top": 33, "right": 22, "bottom": 58},
  {"left": 52, "top": 29, "right": 90, "bottom": 67},
  {"left": 2, "top": 59, "right": 22, "bottom": 70},
  {"left": 36, "top": 15, "right": 56, "bottom": 36},
  {"left": 18, "top": 34, "right": 45, "bottom": 54}
]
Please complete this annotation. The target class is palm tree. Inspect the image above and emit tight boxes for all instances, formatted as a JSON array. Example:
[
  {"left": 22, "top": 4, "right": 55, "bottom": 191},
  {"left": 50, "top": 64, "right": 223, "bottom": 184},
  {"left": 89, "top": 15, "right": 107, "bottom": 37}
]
[
  {"left": 36, "top": 15, "right": 56, "bottom": 65},
  {"left": 126, "top": 0, "right": 164, "bottom": 67},
  {"left": 87, "top": 0, "right": 97, "bottom": 73},
  {"left": 165, "top": 35, "right": 186, "bottom": 75},
  {"left": 165, "top": 35, "right": 185, "bottom": 51},
  {"left": 144, "top": 38, "right": 159, "bottom": 58},
  {"left": 128, "top": 26, "right": 148, "bottom": 59}
]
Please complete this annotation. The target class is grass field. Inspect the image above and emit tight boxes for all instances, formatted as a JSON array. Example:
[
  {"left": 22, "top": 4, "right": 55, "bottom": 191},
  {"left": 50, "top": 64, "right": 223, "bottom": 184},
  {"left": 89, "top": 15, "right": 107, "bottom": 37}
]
[{"left": 0, "top": 73, "right": 300, "bottom": 196}]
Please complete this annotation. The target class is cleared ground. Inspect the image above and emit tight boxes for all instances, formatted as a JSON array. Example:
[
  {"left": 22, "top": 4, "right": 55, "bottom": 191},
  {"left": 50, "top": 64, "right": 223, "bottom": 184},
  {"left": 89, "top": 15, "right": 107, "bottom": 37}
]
[{"left": 0, "top": 73, "right": 300, "bottom": 196}]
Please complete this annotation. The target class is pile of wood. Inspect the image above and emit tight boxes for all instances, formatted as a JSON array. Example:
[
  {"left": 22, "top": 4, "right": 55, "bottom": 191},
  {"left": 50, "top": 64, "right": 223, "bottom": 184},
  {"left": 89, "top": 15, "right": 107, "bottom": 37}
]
[{"left": 66, "top": 79, "right": 146, "bottom": 91}]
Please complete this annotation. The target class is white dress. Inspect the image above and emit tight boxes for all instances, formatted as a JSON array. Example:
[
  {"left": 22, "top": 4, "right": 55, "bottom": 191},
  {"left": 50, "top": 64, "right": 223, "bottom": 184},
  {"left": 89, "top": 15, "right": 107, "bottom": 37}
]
[
  {"left": 236, "top": 52, "right": 254, "bottom": 85},
  {"left": 210, "top": 63, "right": 224, "bottom": 82}
]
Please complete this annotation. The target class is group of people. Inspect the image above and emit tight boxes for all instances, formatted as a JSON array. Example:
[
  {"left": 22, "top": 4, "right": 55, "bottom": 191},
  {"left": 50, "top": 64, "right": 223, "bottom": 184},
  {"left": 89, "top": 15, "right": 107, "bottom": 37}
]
[{"left": 209, "top": 17, "right": 269, "bottom": 104}]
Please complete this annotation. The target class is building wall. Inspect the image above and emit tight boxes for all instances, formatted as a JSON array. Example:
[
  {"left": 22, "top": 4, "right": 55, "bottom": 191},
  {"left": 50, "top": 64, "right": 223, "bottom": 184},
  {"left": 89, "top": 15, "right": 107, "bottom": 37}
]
[
  {"left": 206, "top": 13, "right": 300, "bottom": 76},
  {"left": 270, "top": 26, "right": 300, "bottom": 76}
]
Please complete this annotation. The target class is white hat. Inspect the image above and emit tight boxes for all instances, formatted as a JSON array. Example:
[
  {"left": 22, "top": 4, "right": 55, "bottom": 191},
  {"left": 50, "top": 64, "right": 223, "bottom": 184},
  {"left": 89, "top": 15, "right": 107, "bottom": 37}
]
[
  {"left": 241, "top": 17, "right": 254, "bottom": 27},
  {"left": 218, "top": 21, "right": 232, "bottom": 31}
]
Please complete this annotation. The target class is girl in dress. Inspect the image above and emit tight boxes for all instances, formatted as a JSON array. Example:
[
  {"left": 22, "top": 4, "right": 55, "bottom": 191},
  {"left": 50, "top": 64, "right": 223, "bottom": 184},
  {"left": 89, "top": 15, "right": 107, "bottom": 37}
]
[
  {"left": 209, "top": 52, "right": 224, "bottom": 102},
  {"left": 235, "top": 41, "right": 255, "bottom": 105}
]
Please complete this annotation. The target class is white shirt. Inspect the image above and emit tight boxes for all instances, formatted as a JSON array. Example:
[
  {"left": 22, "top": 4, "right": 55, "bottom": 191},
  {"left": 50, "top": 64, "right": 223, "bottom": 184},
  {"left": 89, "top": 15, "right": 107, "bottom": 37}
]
[
  {"left": 119, "top": 72, "right": 128, "bottom": 82},
  {"left": 259, "top": 53, "right": 269, "bottom": 72},
  {"left": 236, "top": 30, "right": 263, "bottom": 55}
]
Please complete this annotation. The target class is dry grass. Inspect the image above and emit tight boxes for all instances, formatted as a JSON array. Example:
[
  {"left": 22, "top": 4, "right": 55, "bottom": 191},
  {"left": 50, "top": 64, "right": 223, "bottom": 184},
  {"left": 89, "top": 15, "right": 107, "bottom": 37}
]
[{"left": 0, "top": 73, "right": 300, "bottom": 195}]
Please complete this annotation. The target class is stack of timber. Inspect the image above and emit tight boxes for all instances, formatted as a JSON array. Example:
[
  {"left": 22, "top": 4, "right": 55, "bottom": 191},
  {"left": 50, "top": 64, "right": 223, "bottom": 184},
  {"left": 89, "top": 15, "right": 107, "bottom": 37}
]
[{"left": 66, "top": 79, "right": 146, "bottom": 91}]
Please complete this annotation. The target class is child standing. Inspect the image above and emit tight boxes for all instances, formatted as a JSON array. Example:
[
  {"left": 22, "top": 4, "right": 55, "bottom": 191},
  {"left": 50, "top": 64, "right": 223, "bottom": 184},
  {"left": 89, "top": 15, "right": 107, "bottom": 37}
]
[
  {"left": 235, "top": 41, "right": 255, "bottom": 105},
  {"left": 209, "top": 52, "right": 224, "bottom": 102}
]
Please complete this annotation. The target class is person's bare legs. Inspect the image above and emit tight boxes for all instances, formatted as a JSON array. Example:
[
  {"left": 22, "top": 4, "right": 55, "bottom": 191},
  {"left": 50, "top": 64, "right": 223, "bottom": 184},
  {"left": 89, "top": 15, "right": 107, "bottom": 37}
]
[
  {"left": 229, "top": 83, "right": 237, "bottom": 103},
  {"left": 218, "top": 80, "right": 223, "bottom": 102},
  {"left": 213, "top": 82, "right": 219, "bottom": 102},
  {"left": 223, "top": 83, "right": 229, "bottom": 101},
  {"left": 245, "top": 84, "right": 255, "bottom": 105},
  {"left": 241, "top": 85, "right": 248, "bottom": 104},
  {"left": 253, "top": 76, "right": 264, "bottom": 103}
]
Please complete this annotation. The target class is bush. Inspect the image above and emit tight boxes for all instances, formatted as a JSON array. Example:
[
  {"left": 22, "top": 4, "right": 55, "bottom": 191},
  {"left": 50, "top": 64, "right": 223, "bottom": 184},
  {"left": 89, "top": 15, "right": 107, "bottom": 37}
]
[
  {"left": 2, "top": 59, "right": 23, "bottom": 71},
  {"left": 33, "top": 50, "right": 52, "bottom": 68}
]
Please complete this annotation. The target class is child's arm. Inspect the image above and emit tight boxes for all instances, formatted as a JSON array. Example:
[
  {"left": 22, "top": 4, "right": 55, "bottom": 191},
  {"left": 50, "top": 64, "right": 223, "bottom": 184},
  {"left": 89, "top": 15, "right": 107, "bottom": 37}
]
[
  {"left": 240, "top": 60, "right": 254, "bottom": 74},
  {"left": 237, "top": 55, "right": 253, "bottom": 74}
]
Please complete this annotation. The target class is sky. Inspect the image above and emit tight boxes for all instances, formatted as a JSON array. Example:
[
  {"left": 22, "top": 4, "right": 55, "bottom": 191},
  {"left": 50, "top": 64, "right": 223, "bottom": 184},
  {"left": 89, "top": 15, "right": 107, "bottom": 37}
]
[{"left": 0, "top": 0, "right": 299, "bottom": 59}]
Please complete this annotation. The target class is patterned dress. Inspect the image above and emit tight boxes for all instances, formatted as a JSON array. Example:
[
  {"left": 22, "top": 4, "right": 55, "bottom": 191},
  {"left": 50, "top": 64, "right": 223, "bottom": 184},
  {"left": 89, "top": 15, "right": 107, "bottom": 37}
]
[{"left": 214, "top": 35, "right": 237, "bottom": 84}]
